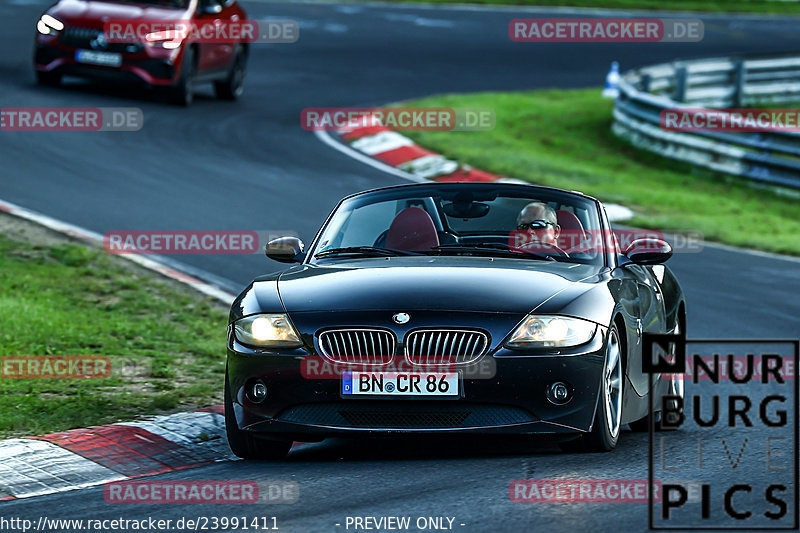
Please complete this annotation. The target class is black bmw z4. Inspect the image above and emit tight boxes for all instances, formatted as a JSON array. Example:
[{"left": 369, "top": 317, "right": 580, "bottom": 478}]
[{"left": 225, "top": 182, "right": 686, "bottom": 458}]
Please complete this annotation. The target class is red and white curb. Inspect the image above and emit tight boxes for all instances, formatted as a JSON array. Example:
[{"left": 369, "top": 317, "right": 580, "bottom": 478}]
[
  {"left": 0, "top": 407, "right": 231, "bottom": 500},
  {"left": 0, "top": 199, "right": 242, "bottom": 501},
  {"left": 315, "top": 125, "right": 635, "bottom": 221}
]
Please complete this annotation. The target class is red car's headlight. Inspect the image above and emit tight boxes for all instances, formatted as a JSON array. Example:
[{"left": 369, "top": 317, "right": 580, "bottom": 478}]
[
  {"left": 37, "top": 14, "right": 64, "bottom": 35},
  {"left": 144, "top": 31, "right": 183, "bottom": 50}
]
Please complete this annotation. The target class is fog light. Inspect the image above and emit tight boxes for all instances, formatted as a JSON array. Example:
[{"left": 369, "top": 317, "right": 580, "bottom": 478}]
[
  {"left": 547, "top": 382, "right": 572, "bottom": 405},
  {"left": 248, "top": 380, "right": 267, "bottom": 403}
]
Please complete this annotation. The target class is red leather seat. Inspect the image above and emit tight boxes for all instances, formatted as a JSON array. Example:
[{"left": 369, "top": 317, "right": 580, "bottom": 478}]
[
  {"left": 385, "top": 207, "right": 440, "bottom": 252},
  {"left": 556, "top": 209, "right": 589, "bottom": 252},
  {"left": 556, "top": 210, "right": 587, "bottom": 236}
]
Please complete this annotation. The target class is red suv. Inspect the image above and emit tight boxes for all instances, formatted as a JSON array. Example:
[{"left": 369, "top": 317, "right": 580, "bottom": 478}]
[{"left": 34, "top": 0, "right": 249, "bottom": 105}]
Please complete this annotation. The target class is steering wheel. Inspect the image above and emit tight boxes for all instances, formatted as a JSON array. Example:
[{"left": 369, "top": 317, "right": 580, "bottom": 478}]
[
  {"left": 373, "top": 229, "right": 457, "bottom": 248},
  {"left": 517, "top": 240, "right": 570, "bottom": 257}
]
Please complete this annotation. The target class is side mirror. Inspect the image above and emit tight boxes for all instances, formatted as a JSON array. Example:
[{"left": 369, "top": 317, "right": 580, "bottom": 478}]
[
  {"left": 265, "top": 236, "right": 305, "bottom": 263},
  {"left": 624, "top": 238, "right": 673, "bottom": 265}
]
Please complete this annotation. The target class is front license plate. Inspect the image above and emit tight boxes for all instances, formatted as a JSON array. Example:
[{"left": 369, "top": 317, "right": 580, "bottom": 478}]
[
  {"left": 342, "top": 371, "right": 459, "bottom": 397},
  {"left": 75, "top": 50, "right": 122, "bottom": 68}
]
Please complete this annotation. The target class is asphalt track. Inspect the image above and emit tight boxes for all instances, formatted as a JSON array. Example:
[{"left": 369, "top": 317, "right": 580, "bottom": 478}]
[{"left": 1, "top": 1, "right": 799, "bottom": 531}]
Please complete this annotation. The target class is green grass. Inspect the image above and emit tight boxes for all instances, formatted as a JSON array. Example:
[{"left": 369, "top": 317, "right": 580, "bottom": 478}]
[
  {"left": 359, "top": 0, "right": 800, "bottom": 14},
  {"left": 0, "top": 235, "right": 228, "bottom": 438},
  {"left": 399, "top": 89, "right": 800, "bottom": 255}
]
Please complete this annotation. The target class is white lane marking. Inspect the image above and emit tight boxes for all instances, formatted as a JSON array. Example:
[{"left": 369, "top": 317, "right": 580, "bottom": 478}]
[
  {"left": 323, "top": 23, "right": 348, "bottom": 33},
  {"left": 605, "top": 203, "right": 635, "bottom": 222},
  {"left": 296, "top": 19, "right": 320, "bottom": 30},
  {"left": 398, "top": 154, "right": 459, "bottom": 179},
  {"left": 334, "top": 5, "right": 363, "bottom": 14},
  {"left": 0, "top": 439, "right": 126, "bottom": 499},
  {"left": 0, "top": 198, "right": 236, "bottom": 304},
  {"left": 119, "top": 411, "right": 238, "bottom": 462},
  {"left": 350, "top": 131, "right": 415, "bottom": 155},
  {"left": 384, "top": 13, "right": 455, "bottom": 28},
  {"left": 496, "top": 177, "right": 528, "bottom": 185},
  {"left": 315, "top": 129, "right": 427, "bottom": 182},
  {"left": 696, "top": 239, "right": 800, "bottom": 264}
]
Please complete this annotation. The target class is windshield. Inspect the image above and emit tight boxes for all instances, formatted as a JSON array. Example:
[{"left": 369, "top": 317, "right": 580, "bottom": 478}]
[{"left": 311, "top": 185, "right": 606, "bottom": 265}]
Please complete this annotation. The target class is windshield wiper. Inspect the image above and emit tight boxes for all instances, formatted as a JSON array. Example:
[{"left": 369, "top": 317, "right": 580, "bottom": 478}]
[
  {"left": 314, "top": 246, "right": 423, "bottom": 258},
  {"left": 432, "top": 243, "right": 556, "bottom": 261}
]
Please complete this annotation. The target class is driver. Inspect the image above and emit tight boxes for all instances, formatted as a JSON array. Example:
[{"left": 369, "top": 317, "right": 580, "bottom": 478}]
[{"left": 515, "top": 201, "right": 564, "bottom": 252}]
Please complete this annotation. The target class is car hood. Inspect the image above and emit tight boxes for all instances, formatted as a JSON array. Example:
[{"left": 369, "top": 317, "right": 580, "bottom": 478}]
[
  {"left": 50, "top": 0, "right": 187, "bottom": 22},
  {"left": 276, "top": 257, "right": 605, "bottom": 314}
]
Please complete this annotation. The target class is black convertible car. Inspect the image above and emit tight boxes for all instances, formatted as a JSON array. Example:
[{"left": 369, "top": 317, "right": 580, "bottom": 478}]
[{"left": 225, "top": 182, "right": 685, "bottom": 458}]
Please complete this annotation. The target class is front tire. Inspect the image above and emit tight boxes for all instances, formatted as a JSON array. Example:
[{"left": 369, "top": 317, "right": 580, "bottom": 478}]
[
  {"left": 629, "top": 322, "right": 685, "bottom": 432},
  {"left": 214, "top": 46, "right": 246, "bottom": 100},
  {"left": 169, "top": 47, "right": 195, "bottom": 106},
  {"left": 36, "top": 70, "right": 61, "bottom": 86},
  {"left": 585, "top": 325, "right": 623, "bottom": 451},
  {"left": 224, "top": 371, "right": 291, "bottom": 460}
]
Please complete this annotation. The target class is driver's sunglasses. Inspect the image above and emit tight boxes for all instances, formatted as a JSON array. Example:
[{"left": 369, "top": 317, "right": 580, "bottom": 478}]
[{"left": 517, "top": 220, "right": 556, "bottom": 231}]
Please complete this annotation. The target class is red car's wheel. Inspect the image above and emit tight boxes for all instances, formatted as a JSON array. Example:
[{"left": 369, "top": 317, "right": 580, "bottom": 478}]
[
  {"left": 169, "top": 47, "right": 196, "bottom": 106},
  {"left": 215, "top": 46, "right": 246, "bottom": 100},
  {"left": 36, "top": 70, "right": 61, "bottom": 86}
]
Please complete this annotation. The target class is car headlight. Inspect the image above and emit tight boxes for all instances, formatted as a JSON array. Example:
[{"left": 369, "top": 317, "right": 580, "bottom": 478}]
[
  {"left": 505, "top": 315, "right": 597, "bottom": 349},
  {"left": 37, "top": 14, "right": 64, "bottom": 35},
  {"left": 233, "top": 314, "right": 302, "bottom": 349},
  {"left": 144, "top": 31, "right": 182, "bottom": 49}
]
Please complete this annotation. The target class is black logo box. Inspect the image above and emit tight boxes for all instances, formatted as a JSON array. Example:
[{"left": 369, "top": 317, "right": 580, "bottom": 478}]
[{"left": 644, "top": 336, "right": 799, "bottom": 531}]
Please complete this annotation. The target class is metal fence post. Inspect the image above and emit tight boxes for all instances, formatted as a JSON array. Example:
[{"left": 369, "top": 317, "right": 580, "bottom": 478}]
[
  {"left": 731, "top": 59, "right": 745, "bottom": 107},
  {"left": 639, "top": 73, "right": 651, "bottom": 93},
  {"left": 673, "top": 66, "right": 688, "bottom": 103}
]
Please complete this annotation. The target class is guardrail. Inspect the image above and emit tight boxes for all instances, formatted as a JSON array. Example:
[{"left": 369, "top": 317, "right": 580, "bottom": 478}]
[{"left": 612, "top": 54, "right": 800, "bottom": 189}]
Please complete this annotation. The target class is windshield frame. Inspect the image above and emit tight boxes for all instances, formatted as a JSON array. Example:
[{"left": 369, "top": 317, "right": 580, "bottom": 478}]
[{"left": 305, "top": 183, "right": 609, "bottom": 268}]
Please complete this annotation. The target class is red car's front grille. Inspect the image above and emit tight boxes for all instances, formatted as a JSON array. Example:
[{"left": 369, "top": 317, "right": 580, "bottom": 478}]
[{"left": 60, "top": 26, "right": 144, "bottom": 54}]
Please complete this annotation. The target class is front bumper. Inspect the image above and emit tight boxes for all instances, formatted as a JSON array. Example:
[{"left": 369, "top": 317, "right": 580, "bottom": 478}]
[
  {"left": 34, "top": 36, "right": 180, "bottom": 85},
  {"left": 226, "top": 329, "right": 607, "bottom": 440}
]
